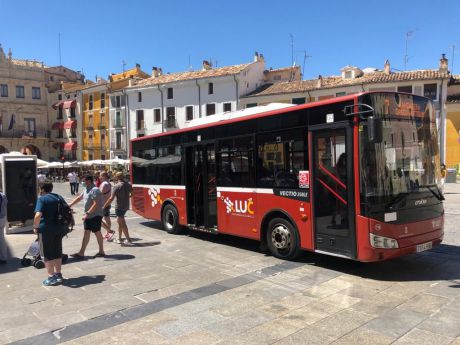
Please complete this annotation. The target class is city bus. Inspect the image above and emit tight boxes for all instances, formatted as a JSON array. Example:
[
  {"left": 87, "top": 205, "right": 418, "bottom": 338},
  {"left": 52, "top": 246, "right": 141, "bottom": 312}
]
[{"left": 130, "top": 92, "right": 444, "bottom": 262}]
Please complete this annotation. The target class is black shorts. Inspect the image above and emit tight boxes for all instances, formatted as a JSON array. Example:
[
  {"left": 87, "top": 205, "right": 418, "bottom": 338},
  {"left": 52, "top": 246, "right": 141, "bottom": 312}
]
[
  {"left": 39, "top": 232, "right": 63, "bottom": 261},
  {"left": 115, "top": 209, "right": 127, "bottom": 217},
  {"left": 84, "top": 216, "right": 102, "bottom": 232},
  {"left": 103, "top": 206, "right": 111, "bottom": 217}
]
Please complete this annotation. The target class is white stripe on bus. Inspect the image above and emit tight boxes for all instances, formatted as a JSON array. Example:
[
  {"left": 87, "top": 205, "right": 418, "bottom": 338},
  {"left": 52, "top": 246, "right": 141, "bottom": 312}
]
[
  {"left": 132, "top": 184, "right": 186, "bottom": 190},
  {"left": 216, "top": 187, "right": 273, "bottom": 194}
]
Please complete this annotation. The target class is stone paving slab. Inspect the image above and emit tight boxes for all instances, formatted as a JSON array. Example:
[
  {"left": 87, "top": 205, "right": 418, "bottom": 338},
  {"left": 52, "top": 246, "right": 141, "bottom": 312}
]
[{"left": 1, "top": 182, "right": 460, "bottom": 344}]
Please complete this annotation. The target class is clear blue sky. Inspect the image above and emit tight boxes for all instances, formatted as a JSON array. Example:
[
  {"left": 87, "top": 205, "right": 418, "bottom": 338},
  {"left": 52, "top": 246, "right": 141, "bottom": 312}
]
[{"left": 1, "top": 0, "right": 459, "bottom": 81}]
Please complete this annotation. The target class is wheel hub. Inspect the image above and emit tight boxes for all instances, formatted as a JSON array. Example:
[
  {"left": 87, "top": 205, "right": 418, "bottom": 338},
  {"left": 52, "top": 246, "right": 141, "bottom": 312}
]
[{"left": 271, "top": 224, "right": 291, "bottom": 249}]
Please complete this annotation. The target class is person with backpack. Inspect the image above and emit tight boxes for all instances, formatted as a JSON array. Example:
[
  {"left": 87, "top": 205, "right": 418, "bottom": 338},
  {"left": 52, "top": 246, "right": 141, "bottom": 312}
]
[
  {"left": 69, "top": 175, "right": 105, "bottom": 259},
  {"left": 33, "top": 181, "right": 69, "bottom": 286}
]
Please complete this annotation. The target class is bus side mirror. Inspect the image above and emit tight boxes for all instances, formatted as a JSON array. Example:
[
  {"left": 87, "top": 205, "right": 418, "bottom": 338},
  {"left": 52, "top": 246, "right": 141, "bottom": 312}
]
[{"left": 368, "top": 116, "right": 383, "bottom": 143}]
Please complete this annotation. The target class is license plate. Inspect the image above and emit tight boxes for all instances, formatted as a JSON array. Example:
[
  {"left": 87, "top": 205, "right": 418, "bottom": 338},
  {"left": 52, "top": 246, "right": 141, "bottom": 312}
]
[{"left": 416, "top": 241, "right": 432, "bottom": 252}]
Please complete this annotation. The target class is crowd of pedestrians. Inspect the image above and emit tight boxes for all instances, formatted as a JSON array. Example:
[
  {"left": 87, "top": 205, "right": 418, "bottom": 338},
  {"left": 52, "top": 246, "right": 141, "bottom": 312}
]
[{"left": 30, "top": 169, "right": 133, "bottom": 286}]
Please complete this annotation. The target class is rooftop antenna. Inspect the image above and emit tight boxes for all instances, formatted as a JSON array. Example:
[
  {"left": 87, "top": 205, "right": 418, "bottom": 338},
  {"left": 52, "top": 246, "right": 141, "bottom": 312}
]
[
  {"left": 289, "top": 33, "right": 294, "bottom": 66},
  {"left": 404, "top": 29, "right": 416, "bottom": 70},
  {"left": 297, "top": 50, "right": 312, "bottom": 78},
  {"left": 58, "top": 32, "right": 62, "bottom": 65},
  {"left": 122, "top": 60, "right": 126, "bottom": 73},
  {"left": 188, "top": 55, "right": 192, "bottom": 71}
]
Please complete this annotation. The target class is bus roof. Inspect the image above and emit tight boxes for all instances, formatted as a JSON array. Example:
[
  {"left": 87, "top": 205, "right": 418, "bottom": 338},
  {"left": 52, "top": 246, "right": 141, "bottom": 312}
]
[{"left": 130, "top": 91, "right": 377, "bottom": 142}]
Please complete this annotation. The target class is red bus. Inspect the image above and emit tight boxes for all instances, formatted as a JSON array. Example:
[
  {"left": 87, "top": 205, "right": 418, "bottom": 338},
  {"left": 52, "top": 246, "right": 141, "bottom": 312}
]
[{"left": 130, "top": 92, "right": 444, "bottom": 261}]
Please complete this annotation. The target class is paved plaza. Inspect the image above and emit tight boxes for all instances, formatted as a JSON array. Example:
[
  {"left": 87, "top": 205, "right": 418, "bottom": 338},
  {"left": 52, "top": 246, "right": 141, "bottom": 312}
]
[{"left": 0, "top": 182, "right": 460, "bottom": 344}]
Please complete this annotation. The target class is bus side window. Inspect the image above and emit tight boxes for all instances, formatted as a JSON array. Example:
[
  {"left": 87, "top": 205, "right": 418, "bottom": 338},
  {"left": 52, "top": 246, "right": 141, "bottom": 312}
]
[
  {"left": 257, "top": 130, "right": 307, "bottom": 189},
  {"left": 217, "top": 136, "right": 254, "bottom": 187}
]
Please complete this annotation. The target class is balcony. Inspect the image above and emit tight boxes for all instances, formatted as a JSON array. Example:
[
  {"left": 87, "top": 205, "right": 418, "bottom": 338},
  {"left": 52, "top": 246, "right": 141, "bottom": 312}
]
[
  {"left": 0, "top": 126, "right": 49, "bottom": 139},
  {"left": 113, "top": 121, "right": 124, "bottom": 128},
  {"left": 165, "top": 117, "right": 178, "bottom": 129},
  {"left": 98, "top": 125, "right": 106, "bottom": 130}
]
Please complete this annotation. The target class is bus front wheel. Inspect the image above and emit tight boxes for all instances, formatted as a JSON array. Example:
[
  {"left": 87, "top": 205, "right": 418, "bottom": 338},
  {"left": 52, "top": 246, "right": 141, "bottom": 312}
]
[
  {"left": 266, "top": 218, "right": 301, "bottom": 260},
  {"left": 162, "top": 204, "right": 182, "bottom": 234}
]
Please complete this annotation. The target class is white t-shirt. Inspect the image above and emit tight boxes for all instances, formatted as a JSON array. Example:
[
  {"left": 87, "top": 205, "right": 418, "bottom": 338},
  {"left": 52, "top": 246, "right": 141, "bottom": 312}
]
[
  {"left": 37, "top": 174, "right": 46, "bottom": 183},
  {"left": 67, "top": 172, "right": 76, "bottom": 183}
]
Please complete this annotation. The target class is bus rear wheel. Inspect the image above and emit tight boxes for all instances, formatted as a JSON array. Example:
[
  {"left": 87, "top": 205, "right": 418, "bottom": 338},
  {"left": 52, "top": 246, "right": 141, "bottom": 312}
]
[
  {"left": 266, "top": 218, "right": 301, "bottom": 260},
  {"left": 162, "top": 204, "right": 182, "bottom": 234}
]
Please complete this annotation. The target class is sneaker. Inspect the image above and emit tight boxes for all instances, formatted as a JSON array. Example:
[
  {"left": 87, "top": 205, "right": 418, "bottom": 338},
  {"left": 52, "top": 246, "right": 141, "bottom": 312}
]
[
  {"left": 53, "top": 273, "right": 63, "bottom": 284},
  {"left": 114, "top": 238, "right": 123, "bottom": 244},
  {"left": 123, "top": 239, "right": 133, "bottom": 245},
  {"left": 42, "top": 276, "right": 58, "bottom": 286},
  {"left": 106, "top": 231, "right": 115, "bottom": 241}
]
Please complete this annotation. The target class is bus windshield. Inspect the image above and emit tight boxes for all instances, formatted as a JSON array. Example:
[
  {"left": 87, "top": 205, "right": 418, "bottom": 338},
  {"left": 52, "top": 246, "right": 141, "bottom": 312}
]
[{"left": 359, "top": 93, "right": 442, "bottom": 205}]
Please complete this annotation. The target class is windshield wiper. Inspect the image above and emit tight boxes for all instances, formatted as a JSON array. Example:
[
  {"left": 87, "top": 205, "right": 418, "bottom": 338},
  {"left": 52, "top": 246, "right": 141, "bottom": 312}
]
[
  {"left": 426, "top": 185, "right": 445, "bottom": 201},
  {"left": 385, "top": 192, "right": 409, "bottom": 210}
]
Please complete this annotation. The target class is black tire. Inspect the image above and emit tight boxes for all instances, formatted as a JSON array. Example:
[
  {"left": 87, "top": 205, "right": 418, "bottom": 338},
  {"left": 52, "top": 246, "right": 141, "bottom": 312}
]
[
  {"left": 21, "top": 257, "right": 32, "bottom": 267},
  {"left": 162, "top": 204, "right": 182, "bottom": 234},
  {"left": 266, "top": 217, "right": 301, "bottom": 260},
  {"left": 34, "top": 260, "right": 45, "bottom": 269}
]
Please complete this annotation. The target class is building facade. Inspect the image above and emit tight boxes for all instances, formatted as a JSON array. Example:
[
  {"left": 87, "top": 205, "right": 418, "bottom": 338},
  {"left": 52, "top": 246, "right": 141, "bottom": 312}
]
[
  {"left": 48, "top": 82, "right": 86, "bottom": 161},
  {"left": 0, "top": 44, "right": 50, "bottom": 158},
  {"left": 126, "top": 53, "right": 274, "bottom": 139},
  {"left": 241, "top": 55, "right": 450, "bottom": 163},
  {"left": 107, "top": 65, "right": 149, "bottom": 159},
  {"left": 81, "top": 80, "right": 109, "bottom": 160},
  {"left": 446, "top": 75, "right": 460, "bottom": 167}
]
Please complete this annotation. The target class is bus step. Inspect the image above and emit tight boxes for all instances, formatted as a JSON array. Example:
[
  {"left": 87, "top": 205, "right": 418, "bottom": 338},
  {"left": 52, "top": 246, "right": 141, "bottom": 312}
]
[{"left": 187, "top": 225, "right": 218, "bottom": 234}]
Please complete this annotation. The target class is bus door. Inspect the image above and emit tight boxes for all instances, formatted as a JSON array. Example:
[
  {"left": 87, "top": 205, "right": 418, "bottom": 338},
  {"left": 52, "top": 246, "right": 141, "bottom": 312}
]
[
  {"left": 310, "top": 126, "right": 356, "bottom": 258},
  {"left": 185, "top": 143, "right": 217, "bottom": 228}
]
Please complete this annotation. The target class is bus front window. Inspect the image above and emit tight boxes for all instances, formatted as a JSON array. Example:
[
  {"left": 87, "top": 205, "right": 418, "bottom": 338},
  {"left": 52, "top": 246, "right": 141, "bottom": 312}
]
[{"left": 359, "top": 93, "right": 442, "bottom": 211}]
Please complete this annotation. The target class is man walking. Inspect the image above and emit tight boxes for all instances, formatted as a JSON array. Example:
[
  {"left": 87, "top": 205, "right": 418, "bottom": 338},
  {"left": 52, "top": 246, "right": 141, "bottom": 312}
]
[
  {"left": 103, "top": 172, "right": 133, "bottom": 245},
  {"left": 100, "top": 171, "right": 114, "bottom": 240},
  {"left": 69, "top": 175, "right": 105, "bottom": 258},
  {"left": 67, "top": 171, "right": 76, "bottom": 195},
  {"left": 33, "top": 181, "right": 67, "bottom": 285},
  {"left": 0, "top": 191, "right": 8, "bottom": 264}
]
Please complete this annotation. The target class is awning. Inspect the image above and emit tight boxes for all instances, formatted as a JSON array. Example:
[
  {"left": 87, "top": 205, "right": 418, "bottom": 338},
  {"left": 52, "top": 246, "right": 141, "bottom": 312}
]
[
  {"left": 51, "top": 122, "right": 63, "bottom": 130},
  {"left": 52, "top": 101, "right": 65, "bottom": 110},
  {"left": 64, "top": 142, "right": 77, "bottom": 151},
  {"left": 63, "top": 100, "right": 76, "bottom": 109},
  {"left": 63, "top": 120, "right": 77, "bottom": 129}
]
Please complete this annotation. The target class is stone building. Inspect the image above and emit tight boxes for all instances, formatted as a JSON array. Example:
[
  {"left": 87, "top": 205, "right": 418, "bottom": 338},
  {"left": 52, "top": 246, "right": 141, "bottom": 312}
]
[{"left": 0, "top": 44, "right": 49, "bottom": 158}]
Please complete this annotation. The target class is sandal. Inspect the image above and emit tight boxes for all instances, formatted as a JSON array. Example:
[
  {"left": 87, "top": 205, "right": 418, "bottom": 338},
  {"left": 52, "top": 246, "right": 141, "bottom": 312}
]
[
  {"left": 93, "top": 252, "right": 106, "bottom": 258},
  {"left": 70, "top": 253, "right": 84, "bottom": 259}
]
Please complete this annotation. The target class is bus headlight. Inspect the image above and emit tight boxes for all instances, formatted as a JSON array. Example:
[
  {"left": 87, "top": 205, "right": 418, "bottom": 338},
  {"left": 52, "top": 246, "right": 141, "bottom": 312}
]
[{"left": 370, "top": 233, "right": 399, "bottom": 249}]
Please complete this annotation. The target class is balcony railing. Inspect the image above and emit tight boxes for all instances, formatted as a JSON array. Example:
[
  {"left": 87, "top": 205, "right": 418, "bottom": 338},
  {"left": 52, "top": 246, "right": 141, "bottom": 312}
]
[
  {"left": 98, "top": 125, "right": 106, "bottom": 130},
  {"left": 165, "top": 117, "right": 178, "bottom": 129},
  {"left": 0, "top": 127, "right": 49, "bottom": 138}
]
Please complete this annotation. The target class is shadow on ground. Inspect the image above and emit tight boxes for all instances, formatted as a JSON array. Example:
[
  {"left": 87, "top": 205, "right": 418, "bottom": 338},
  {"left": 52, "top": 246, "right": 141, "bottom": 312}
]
[
  {"left": 64, "top": 274, "right": 106, "bottom": 288},
  {"left": 140, "top": 220, "right": 460, "bottom": 284}
]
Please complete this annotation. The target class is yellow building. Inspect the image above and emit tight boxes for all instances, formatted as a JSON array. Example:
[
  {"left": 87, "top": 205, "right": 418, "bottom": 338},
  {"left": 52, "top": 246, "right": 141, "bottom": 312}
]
[
  {"left": 81, "top": 66, "right": 149, "bottom": 161},
  {"left": 446, "top": 76, "right": 460, "bottom": 168},
  {"left": 81, "top": 79, "right": 109, "bottom": 160}
]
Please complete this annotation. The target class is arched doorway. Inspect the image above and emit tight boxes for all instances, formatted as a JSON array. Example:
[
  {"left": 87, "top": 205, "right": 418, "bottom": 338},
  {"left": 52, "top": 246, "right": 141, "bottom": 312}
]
[
  {"left": 21, "top": 144, "right": 42, "bottom": 159},
  {"left": 0, "top": 145, "right": 9, "bottom": 154}
]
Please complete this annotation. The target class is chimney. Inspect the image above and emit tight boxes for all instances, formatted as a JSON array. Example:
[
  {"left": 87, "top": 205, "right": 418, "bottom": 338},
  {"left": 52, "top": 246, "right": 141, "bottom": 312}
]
[
  {"left": 136, "top": 63, "right": 140, "bottom": 69},
  {"left": 151, "top": 66, "right": 162, "bottom": 78},
  {"left": 202, "top": 60, "right": 212, "bottom": 71},
  {"left": 439, "top": 53, "right": 448, "bottom": 73},
  {"left": 317, "top": 75, "right": 323, "bottom": 88},
  {"left": 384, "top": 59, "right": 391, "bottom": 75},
  {"left": 128, "top": 79, "right": 133, "bottom": 87},
  {"left": 254, "top": 51, "right": 259, "bottom": 62},
  {"left": 7, "top": 48, "right": 12, "bottom": 61}
]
